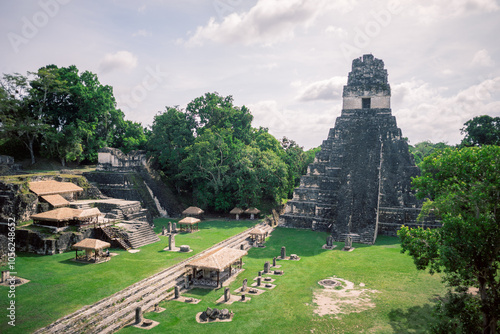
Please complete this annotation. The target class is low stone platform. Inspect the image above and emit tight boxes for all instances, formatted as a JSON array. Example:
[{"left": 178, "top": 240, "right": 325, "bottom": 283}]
[{"left": 131, "top": 319, "right": 160, "bottom": 330}]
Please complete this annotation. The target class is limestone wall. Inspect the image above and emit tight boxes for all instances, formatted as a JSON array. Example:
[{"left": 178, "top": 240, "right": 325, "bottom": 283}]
[
  {"left": 97, "top": 147, "right": 146, "bottom": 172},
  {"left": 0, "top": 224, "right": 95, "bottom": 255},
  {"left": 342, "top": 96, "right": 390, "bottom": 109}
]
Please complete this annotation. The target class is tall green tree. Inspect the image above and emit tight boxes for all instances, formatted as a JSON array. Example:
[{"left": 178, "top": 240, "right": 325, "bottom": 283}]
[
  {"left": 31, "top": 65, "right": 124, "bottom": 163},
  {"left": 0, "top": 73, "right": 48, "bottom": 164},
  {"left": 112, "top": 119, "right": 148, "bottom": 154},
  {"left": 147, "top": 106, "right": 194, "bottom": 192},
  {"left": 185, "top": 92, "right": 253, "bottom": 143},
  {"left": 280, "top": 136, "right": 315, "bottom": 198},
  {"left": 180, "top": 129, "right": 232, "bottom": 210},
  {"left": 398, "top": 146, "right": 500, "bottom": 334},
  {"left": 460, "top": 115, "right": 500, "bottom": 147}
]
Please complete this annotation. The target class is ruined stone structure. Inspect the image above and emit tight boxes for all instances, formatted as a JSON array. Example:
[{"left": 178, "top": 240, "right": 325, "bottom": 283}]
[
  {"left": 0, "top": 155, "right": 21, "bottom": 175},
  {"left": 85, "top": 147, "right": 184, "bottom": 218},
  {"left": 96, "top": 148, "right": 147, "bottom": 172},
  {"left": 280, "top": 54, "right": 435, "bottom": 244}
]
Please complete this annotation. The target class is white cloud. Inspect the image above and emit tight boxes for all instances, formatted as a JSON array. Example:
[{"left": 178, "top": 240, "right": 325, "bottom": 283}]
[
  {"left": 249, "top": 100, "right": 338, "bottom": 148},
  {"left": 411, "top": 0, "right": 499, "bottom": 22},
  {"left": 99, "top": 51, "right": 138, "bottom": 73},
  {"left": 325, "top": 26, "right": 348, "bottom": 39},
  {"left": 392, "top": 77, "right": 500, "bottom": 144},
  {"left": 295, "top": 76, "right": 346, "bottom": 101},
  {"left": 472, "top": 49, "right": 494, "bottom": 67},
  {"left": 132, "top": 29, "right": 152, "bottom": 37},
  {"left": 184, "top": 0, "right": 355, "bottom": 46}
]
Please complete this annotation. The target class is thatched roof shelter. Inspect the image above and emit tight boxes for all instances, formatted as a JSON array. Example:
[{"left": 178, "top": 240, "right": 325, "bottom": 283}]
[
  {"left": 31, "top": 207, "right": 102, "bottom": 228},
  {"left": 29, "top": 180, "right": 83, "bottom": 196},
  {"left": 182, "top": 206, "right": 204, "bottom": 216},
  {"left": 178, "top": 217, "right": 201, "bottom": 233},
  {"left": 249, "top": 227, "right": 266, "bottom": 235},
  {"left": 73, "top": 238, "right": 110, "bottom": 251},
  {"left": 76, "top": 208, "right": 102, "bottom": 220},
  {"left": 179, "top": 217, "right": 201, "bottom": 224},
  {"left": 229, "top": 207, "right": 244, "bottom": 215},
  {"left": 245, "top": 208, "right": 261, "bottom": 215},
  {"left": 31, "top": 208, "right": 83, "bottom": 222},
  {"left": 249, "top": 227, "right": 268, "bottom": 244},
  {"left": 186, "top": 247, "right": 247, "bottom": 272},
  {"left": 73, "top": 238, "right": 111, "bottom": 263},
  {"left": 186, "top": 246, "right": 247, "bottom": 287},
  {"left": 41, "top": 194, "right": 70, "bottom": 208}
]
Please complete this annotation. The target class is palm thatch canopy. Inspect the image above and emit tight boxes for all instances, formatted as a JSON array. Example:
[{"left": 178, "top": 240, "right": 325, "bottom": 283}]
[
  {"left": 245, "top": 207, "right": 261, "bottom": 215},
  {"left": 182, "top": 206, "right": 204, "bottom": 215},
  {"left": 229, "top": 207, "right": 244, "bottom": 215},
  {"left": 41, "top": 194, "right": 70, "bottom": 208},
  {"left": 31, "top": 207, "right": 83, "bottom": 222},
  {"left": 29, "top": 180, "right": 83, "bottom": 196},
  {"left": 186, "top": 247, "right": 247, "bottom": 271},
  {"left": 249, "top": 227, "right": 266, "bottom": 236},
  {"left": 179, "top": 217, "right": 201, "bottom": 225},
  {"left": 73, "top": 238, "right": 110, "bottom": 251},
  {"left": 76, "top": 208, "right": 102, "bottom": 220}
]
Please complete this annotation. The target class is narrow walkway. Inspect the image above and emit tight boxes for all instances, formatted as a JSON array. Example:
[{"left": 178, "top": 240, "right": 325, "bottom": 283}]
[{"left": 34, "top": 222, "right": 274, "bottom": 334}]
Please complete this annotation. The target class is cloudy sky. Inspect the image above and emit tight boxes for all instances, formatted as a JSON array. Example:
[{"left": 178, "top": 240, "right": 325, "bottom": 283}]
[{"left": 1, "top": 0, "right": 499, "bottom": 149}]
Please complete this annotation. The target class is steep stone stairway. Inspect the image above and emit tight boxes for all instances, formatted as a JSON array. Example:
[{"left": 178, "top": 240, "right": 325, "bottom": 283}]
[
  {"left": 122, "top": 221, "right": 160, "bottom": 248},
  {"left": 100, "top": 226, "right": 131, "bottom": 250},
  {"left": 34, "top": 222, "right": 273, "bottom": 334}
]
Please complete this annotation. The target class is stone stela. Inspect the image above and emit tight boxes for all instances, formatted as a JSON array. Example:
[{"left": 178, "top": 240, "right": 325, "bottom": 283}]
[
  {"left": 169, "top": 234, "right": 175, "bottom": 250},
  {"left": 279, "top": 54, "right": 425, "bottom": 244}
]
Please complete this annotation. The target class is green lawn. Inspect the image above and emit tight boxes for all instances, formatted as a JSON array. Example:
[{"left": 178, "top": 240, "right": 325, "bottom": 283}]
[
  {"left": 117, "top": 228, "right": 446, "bottom": 334},
  {"left": 0, "top": 219, "right": 256, "bottom": 334}
]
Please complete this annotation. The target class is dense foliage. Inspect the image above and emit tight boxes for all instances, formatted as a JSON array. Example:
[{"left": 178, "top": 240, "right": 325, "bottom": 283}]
[
  {"left": 148, "top": 92, "right": 316, "bottom": 211},
  {"left": 399, "top": 146, "right": 500, "bottom": 333},
  {"left": 460, "top": 115, "right": 500, "bottom": 147},
  {"left": 0, "top": 65, "right": 147, "bottom": 165},
  {"left": 408, "top": 141, "right": 452, "bottom": 166}
]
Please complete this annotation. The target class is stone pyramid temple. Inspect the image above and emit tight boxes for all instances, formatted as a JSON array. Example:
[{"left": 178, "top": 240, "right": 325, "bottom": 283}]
[{"left": 279, "top": 54, "right": 425, "bottom": 244}]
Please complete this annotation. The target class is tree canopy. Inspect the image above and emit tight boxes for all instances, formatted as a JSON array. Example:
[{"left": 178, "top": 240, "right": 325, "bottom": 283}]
[
  {"left": 461, "top": 115, "right": 500, "bottom": 147},
  {"left": 408, "top": 141, "right": 452, "bottom": 167},
  {"left": 399, "top": 146, "right": 500, "bottom": 333},
  {"left": 0, "top": 65, "right": 146, "bottom": 165},
  {"left": 148, "top": 92, "right": 315, "bottom": 212}
]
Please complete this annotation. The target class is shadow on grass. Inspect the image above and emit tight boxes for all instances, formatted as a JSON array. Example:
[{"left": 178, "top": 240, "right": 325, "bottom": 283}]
[
  {"left": 388, "top": 303, "right": 436, "bottom": 333},
  {"left": 185, "top": 288, "right": 213, "bottom": 297},
  {"left": 59, "top": 258, "right": 89, "bottom": 266},
  {"left": 375, "top": 235, "right": 401, "bottom": 246}
]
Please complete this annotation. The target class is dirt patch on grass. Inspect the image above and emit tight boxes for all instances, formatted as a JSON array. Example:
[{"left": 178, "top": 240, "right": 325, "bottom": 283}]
[{"left": 313, "top": 277, "right": 379, "bottom": 318}]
